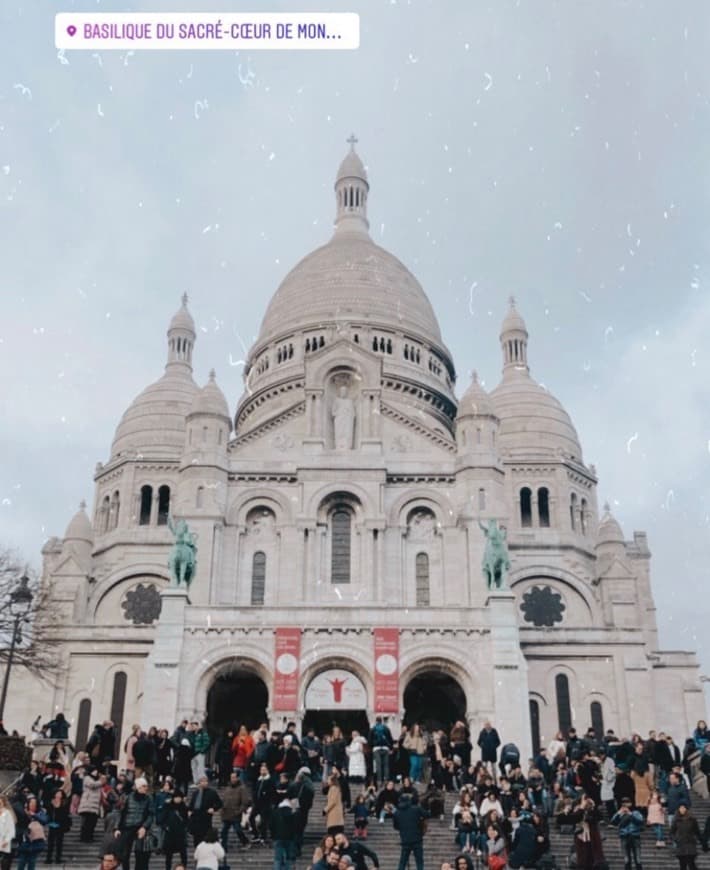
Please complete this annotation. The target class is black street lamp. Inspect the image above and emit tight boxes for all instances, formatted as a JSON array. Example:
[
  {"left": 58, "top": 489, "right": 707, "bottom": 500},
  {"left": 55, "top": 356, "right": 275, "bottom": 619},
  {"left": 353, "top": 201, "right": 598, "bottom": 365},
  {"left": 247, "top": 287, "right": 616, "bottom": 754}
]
[{"left": 0, "top": 573, "right": 34, "bottom": 723}]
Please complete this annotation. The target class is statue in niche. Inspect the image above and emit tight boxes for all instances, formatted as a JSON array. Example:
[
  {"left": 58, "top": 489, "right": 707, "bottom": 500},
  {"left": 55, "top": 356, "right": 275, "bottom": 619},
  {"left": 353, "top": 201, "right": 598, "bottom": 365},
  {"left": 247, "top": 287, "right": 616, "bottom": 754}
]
[
  {"left": 331, "top": 385, "right": 355, "bottom": 449},
  {"left": 167, "top": 515, "right": 197, "bottom": 588},
  {"left": 409, "top": 510, "right": 435, "bottom": 540},
  {"left": 248, "top": 510, "right": 275, "bottom": 536}
]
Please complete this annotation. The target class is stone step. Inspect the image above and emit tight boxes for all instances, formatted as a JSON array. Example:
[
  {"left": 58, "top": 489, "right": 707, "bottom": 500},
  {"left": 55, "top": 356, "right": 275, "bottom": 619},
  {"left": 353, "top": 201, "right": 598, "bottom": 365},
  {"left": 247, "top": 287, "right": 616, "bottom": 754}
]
[{"left": 49, "top": 785, "right": 710, "bottom": 869}]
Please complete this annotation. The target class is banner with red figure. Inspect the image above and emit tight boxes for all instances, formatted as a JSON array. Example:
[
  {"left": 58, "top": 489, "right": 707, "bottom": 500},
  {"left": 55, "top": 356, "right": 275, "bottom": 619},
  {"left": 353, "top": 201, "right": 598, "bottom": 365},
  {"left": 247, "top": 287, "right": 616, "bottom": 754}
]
[
  {"left": 273, "top": 627, "right": 301, "bottom": 710},
  {"left": 374, "top": 627, "right": 399, "bottom": 712}
]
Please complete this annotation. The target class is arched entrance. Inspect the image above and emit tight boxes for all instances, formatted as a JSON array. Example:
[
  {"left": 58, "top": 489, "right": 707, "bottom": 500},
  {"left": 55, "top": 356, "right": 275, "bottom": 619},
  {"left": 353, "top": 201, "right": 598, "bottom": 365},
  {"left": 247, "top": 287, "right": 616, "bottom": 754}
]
[
  {"left": 302, "top": 668, "right": 369, "bottom": 738},
  {"left": 403, "top": 671, "right": 466, "bottom": 732},
  {"left": 206, "top": 669, "right": 268, "bottom": 737}
]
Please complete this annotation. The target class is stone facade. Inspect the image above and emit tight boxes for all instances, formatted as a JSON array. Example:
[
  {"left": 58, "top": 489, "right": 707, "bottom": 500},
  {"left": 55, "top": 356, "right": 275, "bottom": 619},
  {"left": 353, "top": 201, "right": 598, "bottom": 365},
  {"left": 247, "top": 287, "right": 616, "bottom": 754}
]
[{"left": 10, "top": 144, "right": 706, "bottom": 758}]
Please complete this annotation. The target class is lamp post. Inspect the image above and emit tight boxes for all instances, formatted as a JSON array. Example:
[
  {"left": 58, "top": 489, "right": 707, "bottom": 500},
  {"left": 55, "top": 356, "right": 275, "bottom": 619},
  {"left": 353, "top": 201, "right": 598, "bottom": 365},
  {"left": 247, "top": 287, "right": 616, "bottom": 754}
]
[{"left": 0, "top": 573, "right": 34, "bottom": 723}]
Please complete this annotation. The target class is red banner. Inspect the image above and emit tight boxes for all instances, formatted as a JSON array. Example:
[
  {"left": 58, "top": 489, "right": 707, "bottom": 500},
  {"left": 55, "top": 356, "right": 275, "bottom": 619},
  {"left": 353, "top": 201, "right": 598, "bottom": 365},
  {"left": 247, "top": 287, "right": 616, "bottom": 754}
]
[
  {"left": 374, "top": 628, "right": 399, "bottom": 712},
  {"left": 274, "top": 628, "right": 301, "bottom": 711}
]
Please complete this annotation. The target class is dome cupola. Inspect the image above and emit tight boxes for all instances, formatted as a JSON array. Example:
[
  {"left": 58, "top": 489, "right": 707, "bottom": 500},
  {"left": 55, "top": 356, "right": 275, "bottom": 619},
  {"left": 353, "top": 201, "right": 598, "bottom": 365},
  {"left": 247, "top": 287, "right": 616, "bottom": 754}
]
[{"left": 110, "top": 296, "right": 199, "bottom": 460}]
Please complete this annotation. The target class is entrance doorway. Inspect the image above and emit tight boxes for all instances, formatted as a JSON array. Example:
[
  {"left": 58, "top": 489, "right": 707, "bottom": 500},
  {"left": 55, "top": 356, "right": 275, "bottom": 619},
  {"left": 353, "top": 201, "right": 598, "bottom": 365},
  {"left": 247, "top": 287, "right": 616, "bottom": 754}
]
[
  {"left": 302, "top": 709, "right": 370, "bottom": 739},
  {"left": 206, "top": 669, "right": 268, "bottom": 738},
  {"left": 403, "top": 671, "right": 466, "bottom": 732}
]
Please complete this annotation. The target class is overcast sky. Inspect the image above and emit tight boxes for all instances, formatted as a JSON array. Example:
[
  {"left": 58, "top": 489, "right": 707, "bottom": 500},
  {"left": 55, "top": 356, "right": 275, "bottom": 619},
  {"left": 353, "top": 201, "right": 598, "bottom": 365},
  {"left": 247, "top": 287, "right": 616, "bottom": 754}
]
[{"left": 1, "top": 1, "right": 709, "bottom": 714}]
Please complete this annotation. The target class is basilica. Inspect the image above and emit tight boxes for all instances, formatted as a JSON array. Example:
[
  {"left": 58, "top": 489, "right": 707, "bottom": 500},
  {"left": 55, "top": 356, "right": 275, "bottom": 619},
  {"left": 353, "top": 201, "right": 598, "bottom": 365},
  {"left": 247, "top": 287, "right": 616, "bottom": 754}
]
[{"left": 24, "top": 142, "right": 706, "bottom": 760}]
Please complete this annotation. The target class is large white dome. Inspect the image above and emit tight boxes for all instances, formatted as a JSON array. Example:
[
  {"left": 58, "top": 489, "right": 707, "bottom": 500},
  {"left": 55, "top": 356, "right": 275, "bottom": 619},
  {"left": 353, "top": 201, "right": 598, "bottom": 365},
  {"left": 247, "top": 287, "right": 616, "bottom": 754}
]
[{"left": 257, "top": 232, "right": 444, "bottom": 348}]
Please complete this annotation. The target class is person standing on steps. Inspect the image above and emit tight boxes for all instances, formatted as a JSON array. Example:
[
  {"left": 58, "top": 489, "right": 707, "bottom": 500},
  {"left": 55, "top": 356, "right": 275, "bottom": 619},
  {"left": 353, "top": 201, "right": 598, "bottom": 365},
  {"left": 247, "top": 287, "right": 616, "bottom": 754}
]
[
  {"left": 392, "top": 791, "right": 427, "bottom": 870},
  {"left": 611, "top": 797, "right": 644, "bottom": 870},
  {"left": 368, "top": 717, "right": 394, "bottom": 788},
  {"left": 670, "top": 803, "right": 703, "bottom": 870}
]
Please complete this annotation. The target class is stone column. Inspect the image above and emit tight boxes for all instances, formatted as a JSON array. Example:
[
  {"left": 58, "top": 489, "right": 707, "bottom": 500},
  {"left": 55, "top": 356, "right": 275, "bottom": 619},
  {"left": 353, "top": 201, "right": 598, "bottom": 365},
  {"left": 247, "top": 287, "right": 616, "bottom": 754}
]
[
  {"left": 486, "top": 590, "right": 532, "bottom": 762},
  {"left": 140, "top": 588, "right": 190, "bottom": 728}
]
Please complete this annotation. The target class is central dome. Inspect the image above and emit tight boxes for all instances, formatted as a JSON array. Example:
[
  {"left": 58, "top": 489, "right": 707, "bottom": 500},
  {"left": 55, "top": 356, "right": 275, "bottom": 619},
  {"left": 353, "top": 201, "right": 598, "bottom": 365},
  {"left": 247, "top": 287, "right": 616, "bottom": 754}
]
[
  {"left": 256, "top": 140, "right": 444, "bottom": 351},
  {"left": 258, "top": 233, "right": 443, "bottom": 347}
]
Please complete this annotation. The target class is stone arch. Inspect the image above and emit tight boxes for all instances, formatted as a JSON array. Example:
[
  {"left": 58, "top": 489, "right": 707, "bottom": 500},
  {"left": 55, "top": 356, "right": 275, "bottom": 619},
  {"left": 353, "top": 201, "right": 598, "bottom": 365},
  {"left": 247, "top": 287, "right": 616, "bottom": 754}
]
[
  {"left": 307, "top": 481, "right": 377, "bottom": 520},
  {"left": 508, "top": 565, "right": 598, "bottom": 625},
  {"left": 299, "top": 653, "right": 374, "bottom": 713},
  {"left": 399, "top": 652, "right": 474, "bottom": 710},
  {"left": 306, "top": 343, "right": 376, "bottom": 391},
  {"left": 185, "top": 642, "right": 273, "bottom": 718},
  {"left": 399, "top": 653, "right": 471, "bottom": 730},
  {"left": 387, "top": 489, "right": 454, "bottom": 528},
  {"left": 226, "top": 488, "right": 294, "bottom": 526}
]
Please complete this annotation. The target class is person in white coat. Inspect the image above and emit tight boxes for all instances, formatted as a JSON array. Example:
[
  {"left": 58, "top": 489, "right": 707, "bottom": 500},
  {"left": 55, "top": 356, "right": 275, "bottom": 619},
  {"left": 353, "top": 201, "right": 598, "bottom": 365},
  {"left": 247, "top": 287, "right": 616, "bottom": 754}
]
[
  {"left": 0, "top": 795, "right": 17, "bottom": 870},
  {"left": 345, "top": 731, "right": 368, "bottom": 784},
  {"left": 599, "top": 748, "right": 617, "bottom": 819}
]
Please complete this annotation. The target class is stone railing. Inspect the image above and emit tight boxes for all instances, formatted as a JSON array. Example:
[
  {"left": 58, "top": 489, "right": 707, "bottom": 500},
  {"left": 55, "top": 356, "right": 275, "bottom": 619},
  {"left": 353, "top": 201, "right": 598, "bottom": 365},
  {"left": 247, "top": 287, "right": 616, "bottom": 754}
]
[
  {"left": 0, "top": 736, "right": 32, "bottom": 771},
  {"left": 688, "top": 748, "right": 709, "bottom": 799}
]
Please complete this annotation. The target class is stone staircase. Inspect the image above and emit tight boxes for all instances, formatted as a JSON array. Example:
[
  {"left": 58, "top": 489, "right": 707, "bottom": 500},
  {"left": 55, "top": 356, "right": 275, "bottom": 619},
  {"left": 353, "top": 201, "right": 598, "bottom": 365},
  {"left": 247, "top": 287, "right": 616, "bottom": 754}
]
[{"left": 49, "top": 784, "right": 710, "bottom": 869}]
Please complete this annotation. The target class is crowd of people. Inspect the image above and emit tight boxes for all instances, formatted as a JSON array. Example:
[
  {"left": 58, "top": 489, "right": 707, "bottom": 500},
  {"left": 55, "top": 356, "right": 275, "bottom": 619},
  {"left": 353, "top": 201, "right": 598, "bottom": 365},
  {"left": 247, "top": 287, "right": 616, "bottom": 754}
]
[{"left": 0, "top": 714, "right": 708, "bottom": 870}]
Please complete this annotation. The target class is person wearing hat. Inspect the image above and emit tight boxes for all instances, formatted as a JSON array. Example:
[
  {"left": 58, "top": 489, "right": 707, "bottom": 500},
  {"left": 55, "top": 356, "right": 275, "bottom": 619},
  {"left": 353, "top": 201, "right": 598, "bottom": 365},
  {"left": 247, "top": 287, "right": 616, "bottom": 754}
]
[{"left": 611, "top": 797, "right": 644, "bottom": 869}]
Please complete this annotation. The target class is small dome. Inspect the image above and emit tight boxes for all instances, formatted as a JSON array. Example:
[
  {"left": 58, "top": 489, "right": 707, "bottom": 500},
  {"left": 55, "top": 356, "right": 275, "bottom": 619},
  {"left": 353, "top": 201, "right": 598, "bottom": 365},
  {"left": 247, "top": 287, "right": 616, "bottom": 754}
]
[
  {"left": 596, "top": 503, "right": 625, "bottom": 547},
  {"left": 169, "top": 293, "right": 196, "bottom": 334},
  {"left": 111, "top": 369, "right": 198, "bottom": 459},
  {"left": 500, "top": 296, "right": 528, "bottom": 336},
  {"left": 490, "top": 370, "right": 583, "bottom": 460},
  {"left": 189, "top": 370, "right": 231, "bottom": 422},
  {"left": 458, "top": 371, "right": 495, "bottom": 419},
  {"left": 64, "top": 501, "right": 93, "bottom": 543},
  {"left": 337, "top": 145, "right": 367, "bottom": 184}
]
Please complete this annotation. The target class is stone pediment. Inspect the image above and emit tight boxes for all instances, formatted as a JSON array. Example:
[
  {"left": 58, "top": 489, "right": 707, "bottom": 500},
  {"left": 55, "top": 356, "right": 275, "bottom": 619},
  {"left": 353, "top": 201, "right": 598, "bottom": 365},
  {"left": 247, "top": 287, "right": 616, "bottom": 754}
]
[
  {"left": 51, "top": 552, "right": 88, "bottom": 578},
  {"left": 381, "top": 402, "right": 456, "bottom": 454},
  {"left": 597, "top": 557, "right": 634, "bottom": 581}
]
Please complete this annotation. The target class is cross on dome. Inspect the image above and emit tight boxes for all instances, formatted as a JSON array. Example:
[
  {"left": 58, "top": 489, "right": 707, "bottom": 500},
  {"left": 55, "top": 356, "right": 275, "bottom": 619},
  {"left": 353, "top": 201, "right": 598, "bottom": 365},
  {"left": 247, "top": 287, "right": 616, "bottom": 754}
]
[{"left": 346, "top": 133, "right": 358, "bottom": 149}]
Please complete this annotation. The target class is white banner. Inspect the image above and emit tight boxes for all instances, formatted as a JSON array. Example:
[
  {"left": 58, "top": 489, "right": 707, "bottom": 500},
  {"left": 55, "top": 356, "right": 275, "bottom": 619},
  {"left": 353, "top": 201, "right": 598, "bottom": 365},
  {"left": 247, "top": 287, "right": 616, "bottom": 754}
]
[{"left": 305, "top": 669, "right": 367, "bottom": 709}]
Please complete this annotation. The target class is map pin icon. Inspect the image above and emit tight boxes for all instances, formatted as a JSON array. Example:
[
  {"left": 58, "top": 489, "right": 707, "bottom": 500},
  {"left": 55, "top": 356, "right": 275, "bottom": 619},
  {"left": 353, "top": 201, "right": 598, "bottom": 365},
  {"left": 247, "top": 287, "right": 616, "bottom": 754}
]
[{"left": 67, "top": 25, "right": 77, "bottom": 36}]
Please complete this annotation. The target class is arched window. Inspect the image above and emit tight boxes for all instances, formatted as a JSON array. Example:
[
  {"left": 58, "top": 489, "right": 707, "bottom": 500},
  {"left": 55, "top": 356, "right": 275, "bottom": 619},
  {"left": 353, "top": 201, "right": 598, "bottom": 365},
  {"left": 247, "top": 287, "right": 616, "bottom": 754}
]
[
  {"left": 520, "top": 487, "right": 532, "bottom": 527},
  {"left": 415, "top": 552, "right": 430, "bottom": 606},
  {"left": 110, "top": 490, "right": 120, "bottom": 530},
  {"left": 196, "top": 486, "right": 204, "bottom": 509},
  {"left": 139, "top": 485, "right": 152, "bottom": 525},
  {"left": 529, "top": 699, "right": 541, "bottom": 755},
  {"left": 570, "top": 493, "right": 577, "bottom": 531},
  {"left": 75, "top": 698, "right": 91, "bottom": 752},
  {"left": 331, "top": 509, "right": 352, "bottom": 584},
  {"left": 251, "top": 551, "right": 266, "bottom": 606},
  {"left": 476, "top": 427, "right": 482, "bottom": 444},
  {"left": 157, "top": 486, "right": 170, "bottom": 525},
  {"left": 555, "top": 673, "right": 572, "bottom": 735},
  {"left": 109, "top": 671, "right": 127, "bottom": 758},
  {"left": 580, "top": 498, "right": 588, "bottom": 535},
  {"left": 590, "top": 701, "right": 604, "bottom": 736},
  {"left": 99, "top": 495, "right": 110, "bottom": 534},
  {"left": 478, "top": 488, "right": 486, "bottom": 511},
  {"left": 538, "top": 487, "right": 550, "bottom": 528}
]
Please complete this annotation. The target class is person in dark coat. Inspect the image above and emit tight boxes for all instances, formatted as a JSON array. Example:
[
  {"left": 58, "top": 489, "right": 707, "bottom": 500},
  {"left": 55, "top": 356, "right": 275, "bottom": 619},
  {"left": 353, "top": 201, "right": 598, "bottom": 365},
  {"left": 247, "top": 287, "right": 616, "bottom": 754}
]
[
  {"left": 43, "top": 715, "right": 69, "bottom": 740},
  {"left": 507, "top": 816, "right": 537, "bottom": 869},
  {"left": 477, "top": 722, "right": 501, "bottom": 776},
  {"left": 334, "top": 831, "right": 380, "bottom": 870},
  {"left": 392, "top": 793, "right": 426, "bottom": 870},
  {"left": 567, "top": 798, "right": 606, "bottom": 870},
  {"left": 45, "top": 790, "right": 70, "bottom": 864},
  {"left": 187, "top": 775, "right": 222, "bottom": 847},
  {"left": 132, "top": 734, "right": 157, "bottom": 784},
  {"left": 670, "top": 804, "right": 703, "bottom": 870},
  {"left": 270, "top": 797, "right": 297, "bottom": 870},
  {"left": 254, "top": 763, "right": 276, "bottom": 842},
  {"left": 171, "top": 739, "right": 193, "bottom": 795},
  {"left": 613, "top": 768, "right": 635, "bottom": 808},
  {"left": 215, "top": 730, "right": 235, "bottom": 787},
  {"left": 160, "top": 791, "right": 188, "bottom": 870},
  {"left": 154, "top": 730, "right": 173, "bottom": 783},
  {"left": 293, "top": 768, "right": 314, "bottom": 858}
]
